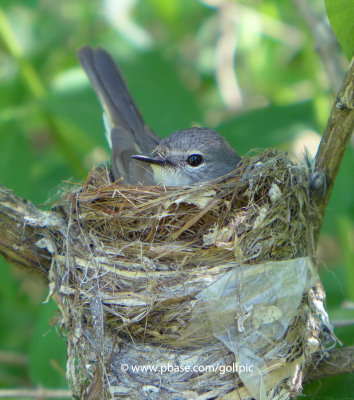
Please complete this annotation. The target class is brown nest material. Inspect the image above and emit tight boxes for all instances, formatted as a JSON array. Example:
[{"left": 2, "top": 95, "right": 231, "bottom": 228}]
[{"left": 49, "top": 149, "right": 335, "bottom": 399}]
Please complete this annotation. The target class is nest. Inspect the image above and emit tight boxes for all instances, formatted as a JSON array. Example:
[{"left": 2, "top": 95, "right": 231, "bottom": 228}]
[{"left": 49, "top": 149, "right": 335, "bottom": 399}]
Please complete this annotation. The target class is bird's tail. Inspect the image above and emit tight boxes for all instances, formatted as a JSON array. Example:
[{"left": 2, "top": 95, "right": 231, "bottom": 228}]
[{"left": 77, "top": 46, "right": 160, "bottom": 184}]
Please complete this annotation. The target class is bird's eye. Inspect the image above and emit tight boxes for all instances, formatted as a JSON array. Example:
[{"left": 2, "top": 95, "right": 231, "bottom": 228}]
[{"left": 187, "top": 154, "right": 204, "bottom": 167}]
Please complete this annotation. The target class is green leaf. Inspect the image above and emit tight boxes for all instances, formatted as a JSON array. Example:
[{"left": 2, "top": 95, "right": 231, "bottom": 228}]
[{"left": 325, "top": 0, "right": 354, "bottom": 60}]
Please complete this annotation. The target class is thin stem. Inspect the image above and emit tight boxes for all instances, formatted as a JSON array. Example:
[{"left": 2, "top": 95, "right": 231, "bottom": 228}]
[{"left": 0, "top": 10, "right": 46, "bottom": 99}]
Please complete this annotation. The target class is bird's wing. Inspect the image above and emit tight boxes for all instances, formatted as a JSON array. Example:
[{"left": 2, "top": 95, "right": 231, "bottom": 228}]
[{"left": 77, "top": 46, "right": 160, "bottom": 184}]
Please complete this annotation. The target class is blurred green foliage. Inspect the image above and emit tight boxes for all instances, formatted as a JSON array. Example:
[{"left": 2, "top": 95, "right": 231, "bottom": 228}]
[{"left": 0, "top": 0, "right": 353, "bottom": 397}]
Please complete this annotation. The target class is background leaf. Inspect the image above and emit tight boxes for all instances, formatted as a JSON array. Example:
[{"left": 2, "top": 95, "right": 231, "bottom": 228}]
[{"left": 325, "top": 0, "right": 354, "bottom": 60}]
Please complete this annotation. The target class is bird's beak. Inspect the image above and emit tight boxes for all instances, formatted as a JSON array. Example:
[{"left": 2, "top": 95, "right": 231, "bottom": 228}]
[{"left": 131, "top": 154, "right": 167, "bottom": 166}]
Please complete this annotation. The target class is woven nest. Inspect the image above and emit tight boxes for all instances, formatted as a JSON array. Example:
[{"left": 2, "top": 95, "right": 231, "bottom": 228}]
[{"left": 50, "top": 149, "right": 335, "bottom": 399}]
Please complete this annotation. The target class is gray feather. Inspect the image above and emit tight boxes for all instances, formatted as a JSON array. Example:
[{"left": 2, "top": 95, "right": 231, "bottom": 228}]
[{"left": 77, "top": 46, "right": 160, "bottom": 183}]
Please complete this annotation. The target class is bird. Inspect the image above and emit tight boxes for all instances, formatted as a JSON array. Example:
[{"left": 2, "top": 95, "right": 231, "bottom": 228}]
[{"left": 78, "top": 46, "right": 241, "bottom": 186}]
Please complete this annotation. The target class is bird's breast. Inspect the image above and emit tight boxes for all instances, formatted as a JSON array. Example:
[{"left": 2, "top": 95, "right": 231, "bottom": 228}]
[{"left": 151, "top": 165, "right": 194, "bottom": 186}]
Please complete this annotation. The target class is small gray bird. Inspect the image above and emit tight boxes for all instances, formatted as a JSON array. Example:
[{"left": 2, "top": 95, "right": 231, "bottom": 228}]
[{"left": 78, "top": 46, "right": 241, "bottom": 186}]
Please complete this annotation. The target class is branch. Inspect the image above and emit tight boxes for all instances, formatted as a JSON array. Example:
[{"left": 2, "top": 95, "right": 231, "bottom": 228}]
[
  {"left": 314, "top": 58, "right": 354, "bottom": 239},
  {"left": 307, "top": 346, "right": 354, "bottom": 382},
  {"left": 0, "top": 184, "right": 63, "bottom": 280}
]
